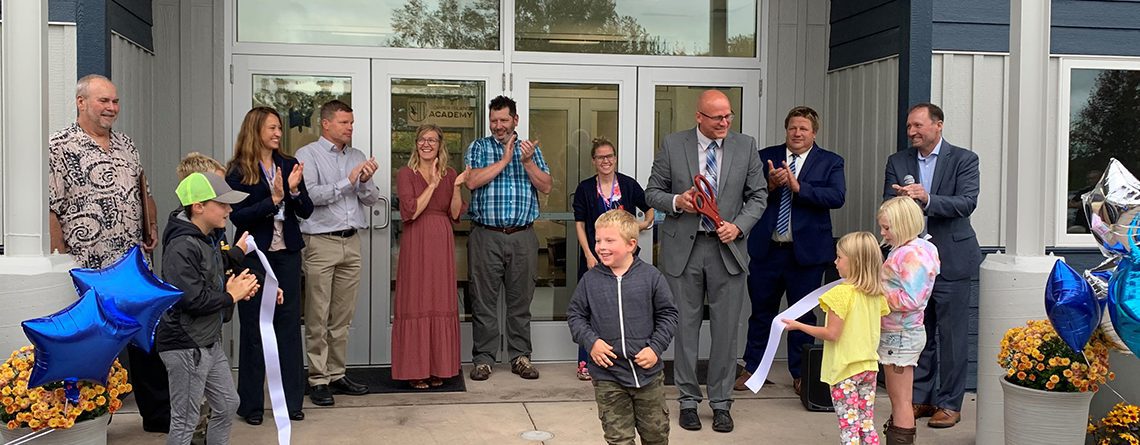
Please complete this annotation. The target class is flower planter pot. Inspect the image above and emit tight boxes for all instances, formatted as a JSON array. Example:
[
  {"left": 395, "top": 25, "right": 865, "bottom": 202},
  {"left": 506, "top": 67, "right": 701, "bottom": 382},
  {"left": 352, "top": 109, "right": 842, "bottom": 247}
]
[
  {"left": 1000, "top": 377, "right": 1094, "bottom": 445},
  {"left": 0, "top": 414, "right": 108, "bottom": 445}
]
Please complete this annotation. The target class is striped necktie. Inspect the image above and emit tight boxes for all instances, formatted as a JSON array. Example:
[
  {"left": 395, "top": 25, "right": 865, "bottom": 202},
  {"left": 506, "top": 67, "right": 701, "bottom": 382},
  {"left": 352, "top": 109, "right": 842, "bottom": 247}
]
[
  {"left": 701, "top": 140, "right": 719, "bottom": 232},
  {"left": 776, "top": 154, "right": 799, "bottom": 236}
]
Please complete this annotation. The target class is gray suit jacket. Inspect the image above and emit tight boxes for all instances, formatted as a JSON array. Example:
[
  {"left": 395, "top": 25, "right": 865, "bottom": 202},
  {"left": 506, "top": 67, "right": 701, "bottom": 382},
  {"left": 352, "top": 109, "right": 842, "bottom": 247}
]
[
  {"left": 882, "top": 140, "right": 982, "bottom": 281},
  {"left": 646, "top": 128, "right": 768, "bottom": 276}
]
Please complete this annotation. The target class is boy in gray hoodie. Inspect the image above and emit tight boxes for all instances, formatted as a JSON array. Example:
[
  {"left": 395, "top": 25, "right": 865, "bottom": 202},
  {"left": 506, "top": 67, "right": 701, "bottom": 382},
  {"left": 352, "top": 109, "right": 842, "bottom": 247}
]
[
  {"left": 158, "top": 172, "right": 260, "bottom": 445},
  {"left": 567, "top": 209, "right": 678, "bottom": 445}
]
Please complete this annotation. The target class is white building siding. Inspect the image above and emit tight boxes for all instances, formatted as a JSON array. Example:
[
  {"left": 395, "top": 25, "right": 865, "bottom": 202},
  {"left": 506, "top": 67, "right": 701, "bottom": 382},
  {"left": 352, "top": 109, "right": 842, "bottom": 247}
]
[
  {"left": 823, "top": 56, "right": 899, "bottom": 236},
  {"left": 931, "top": 53, "right": 1061, "bottom": 248},
  {"left": 111, "top": 33, "right": 156, "bottom": 180},
  {"left": 764, "top": 0, "right": 829, "bottom": 146},
  {"left": 47, "top": 24, "right": 78, "bottom": 133}
]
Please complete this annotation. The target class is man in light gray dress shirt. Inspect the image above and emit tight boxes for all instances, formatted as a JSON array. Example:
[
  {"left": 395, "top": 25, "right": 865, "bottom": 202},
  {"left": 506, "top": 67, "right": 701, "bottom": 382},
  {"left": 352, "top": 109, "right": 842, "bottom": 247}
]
[{"left": 295, "top": 100, "right": 380, "bottom": 406}]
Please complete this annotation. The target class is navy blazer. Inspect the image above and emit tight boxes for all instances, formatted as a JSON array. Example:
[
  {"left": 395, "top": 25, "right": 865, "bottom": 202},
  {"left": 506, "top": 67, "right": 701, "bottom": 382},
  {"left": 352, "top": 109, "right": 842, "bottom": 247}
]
[
  {"left": 882, "top": 140, "right": 982, "bottom": 281},
  {"left": 226, "top": 151, "right": 314, "bottom": 252},
  {"left": 748, "top": 143, "right": 846, "bottom": 266}
]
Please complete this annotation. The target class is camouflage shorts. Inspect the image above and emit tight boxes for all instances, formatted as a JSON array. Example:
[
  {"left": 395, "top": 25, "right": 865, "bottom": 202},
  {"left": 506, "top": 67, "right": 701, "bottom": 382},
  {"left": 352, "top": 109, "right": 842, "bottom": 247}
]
[{"left": 593, "top": 373, "right": 670, "bottom": 445}]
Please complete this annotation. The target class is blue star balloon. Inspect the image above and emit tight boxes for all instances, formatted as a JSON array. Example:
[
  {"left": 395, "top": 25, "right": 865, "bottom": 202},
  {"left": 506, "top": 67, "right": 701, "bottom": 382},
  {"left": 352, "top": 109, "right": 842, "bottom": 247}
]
[
  {"left": 69, "top": 245, "right": 183, "bottom": 352},
  {"left": 1108, "top": 255, "right": 1140, "bottom": 356},
  {"left": 22, "top": 289, "right": 141, "bottom": 389},
  {"left": 1045, "top": 259, "right": 1101, "bottom": 354}
]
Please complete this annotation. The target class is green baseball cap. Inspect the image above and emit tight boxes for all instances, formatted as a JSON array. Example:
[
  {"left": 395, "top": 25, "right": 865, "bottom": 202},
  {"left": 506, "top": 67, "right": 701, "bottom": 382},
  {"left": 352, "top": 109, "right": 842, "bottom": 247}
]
[{"left": 176, "top": 172, "right": 249, "bottom": 206}]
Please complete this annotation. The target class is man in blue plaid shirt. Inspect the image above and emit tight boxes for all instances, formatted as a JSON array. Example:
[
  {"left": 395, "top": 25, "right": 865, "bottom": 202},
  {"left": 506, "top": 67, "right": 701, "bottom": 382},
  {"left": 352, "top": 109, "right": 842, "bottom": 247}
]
[{"left": 464, "top": 95, "right": 553, "bottom": 381}]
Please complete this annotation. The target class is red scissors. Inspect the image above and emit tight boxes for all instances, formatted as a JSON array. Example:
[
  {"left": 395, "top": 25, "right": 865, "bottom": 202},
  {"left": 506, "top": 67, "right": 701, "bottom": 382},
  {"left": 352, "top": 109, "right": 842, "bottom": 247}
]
[
  {"left": 692, "top": 174, "right": 746, "bottom": 268},
  {"left": 692, "top": 174, "right": 724, "bottom": 228}
]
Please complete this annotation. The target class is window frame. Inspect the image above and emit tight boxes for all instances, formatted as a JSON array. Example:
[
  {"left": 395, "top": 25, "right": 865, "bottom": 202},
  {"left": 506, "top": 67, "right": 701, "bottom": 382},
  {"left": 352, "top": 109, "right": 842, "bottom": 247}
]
[
  {"left": 1055, "top": 57, "right": 1140, "bottom": 247},
  {"left": 225, "top": 0, "right": 765, "bottom": 69}
]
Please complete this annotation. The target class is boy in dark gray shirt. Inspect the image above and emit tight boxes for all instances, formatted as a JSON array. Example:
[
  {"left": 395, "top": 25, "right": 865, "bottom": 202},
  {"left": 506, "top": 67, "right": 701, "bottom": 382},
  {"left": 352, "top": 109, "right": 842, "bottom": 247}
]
[{"left": 567, "top": 209, "right": 678, "bottom": 444}]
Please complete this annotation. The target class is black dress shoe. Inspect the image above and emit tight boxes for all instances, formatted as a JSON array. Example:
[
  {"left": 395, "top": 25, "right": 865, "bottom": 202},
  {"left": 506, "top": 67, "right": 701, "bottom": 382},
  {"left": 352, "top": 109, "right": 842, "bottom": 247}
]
[
  {"left": 309, "top": 384, "right": 335, "bottom": 406},
  {"left": 330, "top": 376, "right": 369, "bottom": 396},
  {"left": 243, "top": 414, "right": 263, "bottom": 426},
  {"left": 289, "top": 411, "right": 305, "bottom": 421},
  {"left": 712, "top": 409, "right": 734, "bottom": 433},
  {"left": 678, "top": 408, "right": 702, "bottom": 431}
]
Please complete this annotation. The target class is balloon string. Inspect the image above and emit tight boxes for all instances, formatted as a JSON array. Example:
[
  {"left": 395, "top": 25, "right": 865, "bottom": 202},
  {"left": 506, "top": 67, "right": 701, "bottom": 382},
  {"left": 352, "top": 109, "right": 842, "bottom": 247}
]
[{"left": 1082, "top": 353, "right": 1129, "bottom": 404}]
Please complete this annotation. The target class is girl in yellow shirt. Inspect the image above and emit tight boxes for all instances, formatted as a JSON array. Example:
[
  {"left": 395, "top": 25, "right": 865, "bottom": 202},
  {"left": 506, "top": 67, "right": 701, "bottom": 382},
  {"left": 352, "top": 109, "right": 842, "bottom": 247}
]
[{"left": 785, "top": 232, "right": 890, "bottom": 445}]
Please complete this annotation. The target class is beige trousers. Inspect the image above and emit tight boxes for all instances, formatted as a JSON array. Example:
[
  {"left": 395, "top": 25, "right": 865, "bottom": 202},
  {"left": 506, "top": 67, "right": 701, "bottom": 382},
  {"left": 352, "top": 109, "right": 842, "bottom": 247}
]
[{"left": 302, "top": 233, "right": 362, "bottom": 386}]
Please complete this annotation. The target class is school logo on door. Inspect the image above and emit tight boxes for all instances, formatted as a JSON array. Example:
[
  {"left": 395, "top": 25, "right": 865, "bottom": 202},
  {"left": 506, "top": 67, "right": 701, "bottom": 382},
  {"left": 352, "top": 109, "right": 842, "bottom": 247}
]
[{"left": 408, "top": 101, "right": 427, "bottom": 123}]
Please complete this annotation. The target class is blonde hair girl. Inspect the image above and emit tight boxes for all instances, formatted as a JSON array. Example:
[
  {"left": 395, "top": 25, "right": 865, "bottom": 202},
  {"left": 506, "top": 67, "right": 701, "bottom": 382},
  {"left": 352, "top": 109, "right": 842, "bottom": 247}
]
[
  {"left": 784, "top": 231, "right": 889, "bottom": 445},
  {"left": 876, "top": 197, "right": 941, "bottom": 444}
]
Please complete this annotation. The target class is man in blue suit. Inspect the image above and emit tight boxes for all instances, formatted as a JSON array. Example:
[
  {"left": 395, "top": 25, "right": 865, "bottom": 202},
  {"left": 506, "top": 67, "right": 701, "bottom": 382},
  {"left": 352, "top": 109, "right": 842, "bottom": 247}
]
[
  {"left": 736, "top": 106, "right": 846, "bottom": 394},
  {"left": 883, "top": 103, "right": 981, "bottom": 429}
]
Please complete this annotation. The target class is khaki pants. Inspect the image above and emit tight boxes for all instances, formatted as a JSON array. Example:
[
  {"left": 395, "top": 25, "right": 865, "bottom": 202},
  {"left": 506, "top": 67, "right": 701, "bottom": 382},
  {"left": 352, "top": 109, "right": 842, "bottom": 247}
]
[
  {"left": 302, "top": 233, "right": 362, "bottom": 386},
  {"left": 594, "top": 373, "right": 670, "bottom": 445}
]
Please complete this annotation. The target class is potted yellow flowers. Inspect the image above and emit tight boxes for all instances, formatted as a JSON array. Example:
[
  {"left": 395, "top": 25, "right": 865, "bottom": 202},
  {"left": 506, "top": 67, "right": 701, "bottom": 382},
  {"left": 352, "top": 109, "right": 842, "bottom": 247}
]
[
  {"left": 997, "top": 320, "right": 1114, "bottom": 445},
  {"left": 1088, "top": 402, "right": 1140, "bottom": 445},
  {"left": 0, "top": 346, "right": 131, "bottom": 445}
]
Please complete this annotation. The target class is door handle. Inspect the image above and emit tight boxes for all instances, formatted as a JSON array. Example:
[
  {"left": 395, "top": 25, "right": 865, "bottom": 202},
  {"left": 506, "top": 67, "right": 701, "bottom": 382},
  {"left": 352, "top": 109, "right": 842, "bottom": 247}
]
[{"left": 372, "top": 196, "right": 390, "bottom": 230}]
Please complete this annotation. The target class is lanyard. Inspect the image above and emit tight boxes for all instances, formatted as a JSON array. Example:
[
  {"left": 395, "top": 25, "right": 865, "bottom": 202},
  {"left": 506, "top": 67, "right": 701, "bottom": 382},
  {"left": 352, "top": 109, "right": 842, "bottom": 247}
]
[
  {"left": 260, "top": 161, "right": 276, "bottom": 184},
  {"left": 596, "top": 175, "right": 622, "bottom": 211}
]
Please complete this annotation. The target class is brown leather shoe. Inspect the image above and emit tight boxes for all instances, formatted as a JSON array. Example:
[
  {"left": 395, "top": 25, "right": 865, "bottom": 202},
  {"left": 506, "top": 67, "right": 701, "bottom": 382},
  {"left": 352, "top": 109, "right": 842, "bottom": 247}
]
[
  {"left": 927, "top": 408, "right": 961, "bottom": 428},
  {"left": 793, "top": 378, "right": 802, "bottom": 396},
  {"left": 734, "top": 370, "right": 752, "bottom": 391},
  {"left": 912, "top": 403, "right": 937, "bottom": 419},
  {"left": 511, "top": 356, "right": 540, "bottom": 379}
]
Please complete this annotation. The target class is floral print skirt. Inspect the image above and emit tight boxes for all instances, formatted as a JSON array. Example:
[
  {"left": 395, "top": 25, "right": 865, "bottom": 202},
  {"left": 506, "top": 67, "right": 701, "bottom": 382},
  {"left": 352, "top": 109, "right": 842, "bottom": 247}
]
[{"left": 830, "top": 370, "right": 879, "bottom": 445}]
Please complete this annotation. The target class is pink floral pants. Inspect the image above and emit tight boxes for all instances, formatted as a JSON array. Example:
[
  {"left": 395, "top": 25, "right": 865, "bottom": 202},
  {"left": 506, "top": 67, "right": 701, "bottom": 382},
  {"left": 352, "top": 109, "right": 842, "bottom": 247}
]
[{"left": 829, "top": 370, "right": 879, "bottom": 445}]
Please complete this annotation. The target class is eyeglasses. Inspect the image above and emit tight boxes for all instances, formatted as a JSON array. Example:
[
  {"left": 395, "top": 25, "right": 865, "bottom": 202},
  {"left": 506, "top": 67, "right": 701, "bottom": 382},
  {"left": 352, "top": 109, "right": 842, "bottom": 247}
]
[
  {"left": 593, "top": 154, "right": 615, "bottom": 161},
  {"left": 698, "top": 111, "right": 735, "bottom": 122},
  {"left": 416, "top": 137, "right": 440, "bottom": 145}
]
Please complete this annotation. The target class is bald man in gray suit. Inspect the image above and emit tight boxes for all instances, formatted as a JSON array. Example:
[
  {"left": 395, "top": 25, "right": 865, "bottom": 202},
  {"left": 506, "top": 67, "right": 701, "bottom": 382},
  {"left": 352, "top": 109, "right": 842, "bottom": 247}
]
[{"left": 646, "top": 90, "right": 767, "bottom": 433}]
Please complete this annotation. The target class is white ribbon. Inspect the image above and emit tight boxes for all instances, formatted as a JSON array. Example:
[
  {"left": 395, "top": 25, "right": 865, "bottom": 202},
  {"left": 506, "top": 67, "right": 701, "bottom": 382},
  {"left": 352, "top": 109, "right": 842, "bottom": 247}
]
[
  {"left": 245, "top": 238, "right": 291, "bottom": 444},
  {"left": 745, "top": 279, "right": 844, "bottom": 393}
]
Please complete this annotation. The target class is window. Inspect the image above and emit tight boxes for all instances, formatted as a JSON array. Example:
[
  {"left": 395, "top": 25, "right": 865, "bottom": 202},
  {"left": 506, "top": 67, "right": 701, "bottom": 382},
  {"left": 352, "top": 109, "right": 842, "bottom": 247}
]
[
  {"left": 251, "top": 74, "right": 353, "bottom": 156},
  {"left": 237, "top": 0, "right": 499, "bottom": 50},
  {"left": 515, "top": 0, "right": 757, "bottom": 56},
  {"left": 1063, "top": 65, "right": 1140, "bottom": 237}
]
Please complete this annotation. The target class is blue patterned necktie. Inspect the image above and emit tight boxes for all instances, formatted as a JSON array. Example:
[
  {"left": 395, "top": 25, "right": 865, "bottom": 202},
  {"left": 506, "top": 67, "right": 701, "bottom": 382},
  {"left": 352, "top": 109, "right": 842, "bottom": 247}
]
[
  {"left": 701, "top": 141, "right": 719, "bottom": 232},
  {"left": 776, "top": 154, "right": 799, "bottom": 236}
]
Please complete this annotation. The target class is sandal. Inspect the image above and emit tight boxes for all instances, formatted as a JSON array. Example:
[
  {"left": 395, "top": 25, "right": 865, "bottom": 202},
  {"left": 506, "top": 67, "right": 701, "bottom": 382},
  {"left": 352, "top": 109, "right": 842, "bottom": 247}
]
[
  {"left": 576, "top": 361, "right": 592, "bottom": 381},
  {"left": 428, "top": 377, "right": 444, "bottom": 387},
  {"left": 409, "top": 380, "right": 429, "bottom": 389}
]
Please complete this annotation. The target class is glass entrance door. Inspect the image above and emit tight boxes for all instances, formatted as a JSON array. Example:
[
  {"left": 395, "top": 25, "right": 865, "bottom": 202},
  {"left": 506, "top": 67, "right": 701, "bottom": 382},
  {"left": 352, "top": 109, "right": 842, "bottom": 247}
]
[
  {"left": 512, "top": 64, "right": 638, "bottom": 361},
  {"left": 229, "top": 55, "right": 374, "bottom": 365},
  {"left": 371, "top": 60, "right": 503, "bottom": 364},
  {"left": 634, "top": 67, "right": 762, "bottom": 361}
]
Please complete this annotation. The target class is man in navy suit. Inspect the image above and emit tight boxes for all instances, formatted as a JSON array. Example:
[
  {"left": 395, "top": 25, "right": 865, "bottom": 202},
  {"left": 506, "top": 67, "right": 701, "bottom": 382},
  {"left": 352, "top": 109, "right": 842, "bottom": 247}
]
[
  {"left": 736, "top": 106, "right": 846, "bottom": 394},
  {"left": 883, "top": 103, "right": 981, "bottom": 429}
]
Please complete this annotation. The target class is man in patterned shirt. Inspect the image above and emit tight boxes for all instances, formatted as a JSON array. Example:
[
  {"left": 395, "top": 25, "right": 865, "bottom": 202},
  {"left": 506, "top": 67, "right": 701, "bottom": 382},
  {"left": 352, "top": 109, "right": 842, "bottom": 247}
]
[
  {"left": 464, "top": 95, "right": 552, "bottom": 381},
  {"left": 47, "top": 74, "right": 164, "bottom": 433},
  {"left": 48, "top": 74, "right": 158, "bottom": 267}
]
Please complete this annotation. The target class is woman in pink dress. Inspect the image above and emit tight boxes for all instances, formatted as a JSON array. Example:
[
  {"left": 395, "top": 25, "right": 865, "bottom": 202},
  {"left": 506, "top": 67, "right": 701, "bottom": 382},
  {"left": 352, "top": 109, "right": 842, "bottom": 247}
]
[{"left": 392, "top": 123, "right": 468, "bottom": 389}]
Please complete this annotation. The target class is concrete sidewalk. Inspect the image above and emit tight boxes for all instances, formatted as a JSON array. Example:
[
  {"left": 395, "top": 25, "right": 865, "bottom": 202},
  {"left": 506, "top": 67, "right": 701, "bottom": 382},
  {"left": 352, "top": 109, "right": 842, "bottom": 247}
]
[{"left": 108, "top": 362, "right": 976, "bottom": 444}]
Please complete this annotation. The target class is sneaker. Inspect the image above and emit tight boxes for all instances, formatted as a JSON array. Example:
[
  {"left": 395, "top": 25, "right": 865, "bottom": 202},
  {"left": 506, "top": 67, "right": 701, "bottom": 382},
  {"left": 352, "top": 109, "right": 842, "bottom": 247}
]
[
  {"left": 576, "top": 361, "right": 592, "bottom": 381},
  {"left": 511, "top": 356, "right": 540, "bottom": 379},
  {"left": 469, "top": 363, "right": 492, "bottom": 381}
]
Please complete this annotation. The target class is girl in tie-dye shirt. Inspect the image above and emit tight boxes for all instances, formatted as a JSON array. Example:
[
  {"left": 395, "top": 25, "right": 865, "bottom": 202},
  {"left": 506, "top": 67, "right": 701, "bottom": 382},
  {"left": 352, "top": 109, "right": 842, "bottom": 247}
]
[{"left": 876, "top": 197, "right": 940, "bottom": 444}]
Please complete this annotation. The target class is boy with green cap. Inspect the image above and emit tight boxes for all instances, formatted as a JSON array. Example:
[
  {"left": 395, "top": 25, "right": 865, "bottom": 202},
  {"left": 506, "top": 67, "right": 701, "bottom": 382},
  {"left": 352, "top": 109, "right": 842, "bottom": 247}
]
[{"left": 157, "top": 172, "right": 260, "bottom": 445}]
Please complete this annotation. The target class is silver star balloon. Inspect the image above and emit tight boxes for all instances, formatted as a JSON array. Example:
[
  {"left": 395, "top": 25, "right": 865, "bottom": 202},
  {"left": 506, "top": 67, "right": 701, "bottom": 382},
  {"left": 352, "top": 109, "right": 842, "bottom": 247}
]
[{"left": 1083, "top": 158, "right": 1140, "bottom": 257}]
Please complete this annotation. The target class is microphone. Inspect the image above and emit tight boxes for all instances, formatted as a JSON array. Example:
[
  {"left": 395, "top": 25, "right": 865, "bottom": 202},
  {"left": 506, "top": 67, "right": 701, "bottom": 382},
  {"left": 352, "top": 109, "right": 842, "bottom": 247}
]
[{"left": 902, "top": 174, "right": 915, "bottom": 186}]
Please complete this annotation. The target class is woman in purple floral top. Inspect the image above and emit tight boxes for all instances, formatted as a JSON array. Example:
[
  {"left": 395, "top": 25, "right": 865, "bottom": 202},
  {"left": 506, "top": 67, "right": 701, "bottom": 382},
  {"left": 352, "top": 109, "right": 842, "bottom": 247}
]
[{"left": 877, "top": 197, "right": 940, "bottom": 444}]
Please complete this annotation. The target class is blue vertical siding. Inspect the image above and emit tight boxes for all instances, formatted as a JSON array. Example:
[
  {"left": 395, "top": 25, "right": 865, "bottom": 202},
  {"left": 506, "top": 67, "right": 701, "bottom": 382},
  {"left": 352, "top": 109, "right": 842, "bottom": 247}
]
[{"left": 932, "top": 0, "right": 1140, "bottom": 56}]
